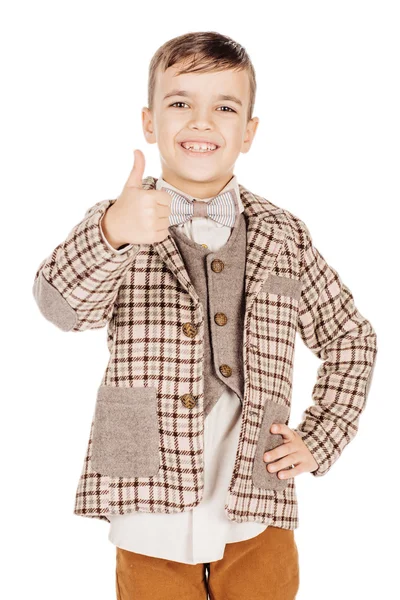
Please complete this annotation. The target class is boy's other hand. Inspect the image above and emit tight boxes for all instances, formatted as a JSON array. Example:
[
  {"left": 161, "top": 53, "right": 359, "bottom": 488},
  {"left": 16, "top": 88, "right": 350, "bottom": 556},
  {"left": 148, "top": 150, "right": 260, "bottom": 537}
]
[
  {"left": 263, "top": 424, "right": 319, "bottom": 478},
  {"left": 102, "top": 149, "right": 172, "bottom": 247}
]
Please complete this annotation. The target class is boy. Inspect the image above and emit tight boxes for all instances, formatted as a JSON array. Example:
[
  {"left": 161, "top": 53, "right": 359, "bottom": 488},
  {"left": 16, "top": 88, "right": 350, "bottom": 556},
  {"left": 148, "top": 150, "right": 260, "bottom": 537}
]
[{"left": 32, "top": 31, "right": 378, "bottom": 600}]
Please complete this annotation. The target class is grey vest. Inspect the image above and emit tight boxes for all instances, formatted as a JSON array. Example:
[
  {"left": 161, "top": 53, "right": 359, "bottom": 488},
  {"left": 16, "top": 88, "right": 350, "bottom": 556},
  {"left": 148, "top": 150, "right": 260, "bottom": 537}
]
[{"left": 169, "top": 212, "right": 247, "bottom": 418}]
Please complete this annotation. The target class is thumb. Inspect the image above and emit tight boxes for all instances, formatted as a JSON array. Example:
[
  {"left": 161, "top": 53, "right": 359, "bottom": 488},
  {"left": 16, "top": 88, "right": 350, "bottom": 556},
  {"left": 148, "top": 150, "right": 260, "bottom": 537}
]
[{"left": 125, "top": 149, "right": 146, "bottom": 189}]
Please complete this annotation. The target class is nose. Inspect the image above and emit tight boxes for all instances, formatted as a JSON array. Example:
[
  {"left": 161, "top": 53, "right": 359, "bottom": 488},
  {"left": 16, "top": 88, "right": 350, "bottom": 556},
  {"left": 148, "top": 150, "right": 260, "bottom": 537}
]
[
  {"left": 189, "top": 122, "right": 212, "bottom": 131},
  {"left": 187, "top": 108, "right": 214, "bottom": 131}
]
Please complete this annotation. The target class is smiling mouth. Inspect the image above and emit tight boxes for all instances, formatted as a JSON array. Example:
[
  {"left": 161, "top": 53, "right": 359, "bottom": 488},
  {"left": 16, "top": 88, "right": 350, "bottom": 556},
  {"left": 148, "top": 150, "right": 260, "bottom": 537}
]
[{"left": 179, "top": 143, "right": 220, "bottom": 155}]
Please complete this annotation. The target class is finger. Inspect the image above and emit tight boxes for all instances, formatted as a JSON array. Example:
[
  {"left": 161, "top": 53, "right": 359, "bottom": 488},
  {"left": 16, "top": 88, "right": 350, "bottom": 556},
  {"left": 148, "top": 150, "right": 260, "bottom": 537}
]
[
  {"left": 152, "top": 228, "right": 171, "bottom": 243},
  {"left": 276, "top": 464, "right": 303, "bottom": 479},
  {"left": 263, "top": 442, "right": 295, "bottom": 463},
  {"left": 156, "top": 203, "right": 172, "bottom": 218},
  {"left": 125, "top": 149, "right": 146, "bottom": 189},
  {"left": 154, "top": 216, "right": 171, "bottom": 231},
  {"left": 156, "top": 191, "right": 173, "bottom": 207},
  {"left": 266, "top": 453, "right": 300, "bottom": 473},
  {"left": 270, "top": 423, "right": 293, "bottom": 440}
]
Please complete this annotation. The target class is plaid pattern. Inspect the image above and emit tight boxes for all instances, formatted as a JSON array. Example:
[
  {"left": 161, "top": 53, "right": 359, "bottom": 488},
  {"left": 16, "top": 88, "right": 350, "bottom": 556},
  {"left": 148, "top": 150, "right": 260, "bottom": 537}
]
[{"left": 33, "top": 176, "right": 378, "bottom": 529}]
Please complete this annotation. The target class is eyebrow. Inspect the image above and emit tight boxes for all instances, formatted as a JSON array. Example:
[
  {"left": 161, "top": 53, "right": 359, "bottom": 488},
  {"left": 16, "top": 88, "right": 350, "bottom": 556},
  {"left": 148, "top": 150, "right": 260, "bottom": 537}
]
[{"left": 163, "top": 89, "right": 243, "bottom": 107}]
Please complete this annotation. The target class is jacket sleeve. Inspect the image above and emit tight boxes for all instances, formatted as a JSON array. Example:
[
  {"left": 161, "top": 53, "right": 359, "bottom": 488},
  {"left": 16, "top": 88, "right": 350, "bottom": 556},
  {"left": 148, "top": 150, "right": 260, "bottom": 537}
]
[
  {"left": 32, "top": 199, "right": 141, "bottom": 332},
  {"left": 292, "top": 219, "right": 378, "bottom": 477}
]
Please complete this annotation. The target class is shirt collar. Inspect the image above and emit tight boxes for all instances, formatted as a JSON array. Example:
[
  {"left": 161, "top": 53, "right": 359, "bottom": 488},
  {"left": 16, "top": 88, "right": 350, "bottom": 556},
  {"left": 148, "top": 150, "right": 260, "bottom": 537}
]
[{"left": 155, "top": 174, "right": 244, "bottom": 215}]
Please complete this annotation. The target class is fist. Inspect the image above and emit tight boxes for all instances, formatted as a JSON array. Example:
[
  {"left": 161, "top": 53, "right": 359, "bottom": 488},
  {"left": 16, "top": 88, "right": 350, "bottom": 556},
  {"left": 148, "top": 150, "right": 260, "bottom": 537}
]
[{"left": 102, "top": 149, "right": 172, "bottom": 247}]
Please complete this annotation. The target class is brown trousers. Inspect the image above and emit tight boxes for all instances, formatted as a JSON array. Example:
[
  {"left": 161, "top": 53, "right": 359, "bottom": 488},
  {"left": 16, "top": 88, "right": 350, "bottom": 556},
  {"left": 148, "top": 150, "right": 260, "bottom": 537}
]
[{"left": 115, "top": 525, "right": 300, "bottom": 599}]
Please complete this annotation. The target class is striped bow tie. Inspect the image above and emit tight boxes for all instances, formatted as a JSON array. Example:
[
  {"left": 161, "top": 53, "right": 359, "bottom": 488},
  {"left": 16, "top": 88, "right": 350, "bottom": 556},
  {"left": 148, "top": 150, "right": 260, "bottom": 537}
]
[{"left": 162, "top": 187, "right": 239, "bottom": 227}]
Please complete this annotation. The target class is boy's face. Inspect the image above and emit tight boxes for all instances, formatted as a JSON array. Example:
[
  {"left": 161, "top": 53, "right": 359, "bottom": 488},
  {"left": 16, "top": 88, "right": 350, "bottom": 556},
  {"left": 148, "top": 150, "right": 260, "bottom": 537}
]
[{"left": 142, "top": 61, "right": 259, "bottom": 197}]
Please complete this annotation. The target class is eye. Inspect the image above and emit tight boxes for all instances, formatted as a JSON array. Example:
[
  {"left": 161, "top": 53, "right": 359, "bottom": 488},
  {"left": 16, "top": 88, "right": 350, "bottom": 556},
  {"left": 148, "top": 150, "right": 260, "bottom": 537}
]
[
  {"left": 217, "top": 106, "right": 236, "bottom": 113},
  {"left": 169, "top": 102, "right": 236, "bottom": 113}
]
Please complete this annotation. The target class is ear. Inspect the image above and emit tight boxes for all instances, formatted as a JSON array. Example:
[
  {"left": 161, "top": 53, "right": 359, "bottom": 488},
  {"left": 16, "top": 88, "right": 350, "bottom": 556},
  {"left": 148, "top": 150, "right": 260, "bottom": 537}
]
[
  {"left": 242, "top": 116, "right": 260, "bottom": 154},
  {"left": 142, "top": 106, "right": 157, "bottom": 145}
]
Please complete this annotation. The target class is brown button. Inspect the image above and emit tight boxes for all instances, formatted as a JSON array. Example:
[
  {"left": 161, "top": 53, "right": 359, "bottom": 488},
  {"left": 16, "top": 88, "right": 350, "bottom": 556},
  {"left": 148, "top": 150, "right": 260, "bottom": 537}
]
[
  {"left": 182, "top": 322, "right": 198, "bottom": 338},
  {"left": 211, "top": 259, "right": 224, "bottom": 273},
  {"left": 180, "top": 393, "right": 197, "bottom": 409},
  {"left": 214, "top": 312, "right": 228, "bottom": 326},
  {"left": 219, "top": 364, "right": 232, "bottom": 377}
]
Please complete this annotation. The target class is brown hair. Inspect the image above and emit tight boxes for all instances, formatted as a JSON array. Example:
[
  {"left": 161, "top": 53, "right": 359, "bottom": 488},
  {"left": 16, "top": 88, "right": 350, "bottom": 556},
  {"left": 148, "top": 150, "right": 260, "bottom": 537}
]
[{"left": 148, "top": 32, "right": 256, "bottom": 122}]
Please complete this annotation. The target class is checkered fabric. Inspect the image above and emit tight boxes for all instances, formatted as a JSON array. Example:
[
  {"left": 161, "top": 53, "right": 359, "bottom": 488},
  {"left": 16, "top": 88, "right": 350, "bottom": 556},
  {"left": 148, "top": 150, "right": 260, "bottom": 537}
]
[{"left": 33, "top": 176, "right": 378, "bottom": 529}]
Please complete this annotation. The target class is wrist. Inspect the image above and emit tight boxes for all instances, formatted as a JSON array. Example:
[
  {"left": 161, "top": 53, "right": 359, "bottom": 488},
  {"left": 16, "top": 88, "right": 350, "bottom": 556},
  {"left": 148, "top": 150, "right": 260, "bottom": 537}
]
[{"left": 101, "top": 205, "right": 127, "bottom": 250}]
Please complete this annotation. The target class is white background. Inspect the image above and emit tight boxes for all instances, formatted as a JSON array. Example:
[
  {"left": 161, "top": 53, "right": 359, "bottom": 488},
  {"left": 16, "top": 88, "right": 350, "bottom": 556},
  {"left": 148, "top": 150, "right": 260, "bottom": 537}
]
[{"left": 1, "top": 1, "right": 398, "bottom": 598}]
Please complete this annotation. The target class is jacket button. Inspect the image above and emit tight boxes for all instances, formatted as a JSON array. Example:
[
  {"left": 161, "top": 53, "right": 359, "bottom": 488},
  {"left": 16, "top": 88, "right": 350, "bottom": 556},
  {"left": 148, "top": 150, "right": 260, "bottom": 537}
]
[
  {"left": 211, "top": 259, "right": 224, "bottom": 273},
  {"left": 180, "top": 393, "right": 197, "bottom": 409},
  {"left": 201, "top": 243, "right": 208, "bottom": 248},
  {"left": 214, "top": 312, "right": 227, "bottom": 326},
  {"left": 182, "top": 322, "right": 198, "bottom": 338},
  {"left": 219, "top": 364, "right": 232, "bottom": 377}
]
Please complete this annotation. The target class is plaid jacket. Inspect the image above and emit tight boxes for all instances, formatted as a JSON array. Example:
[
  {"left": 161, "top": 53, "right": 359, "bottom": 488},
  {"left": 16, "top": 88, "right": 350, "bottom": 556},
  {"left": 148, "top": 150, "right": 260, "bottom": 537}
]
[{"left": 32, "top": 176, "right": 378, "bottom": 529}]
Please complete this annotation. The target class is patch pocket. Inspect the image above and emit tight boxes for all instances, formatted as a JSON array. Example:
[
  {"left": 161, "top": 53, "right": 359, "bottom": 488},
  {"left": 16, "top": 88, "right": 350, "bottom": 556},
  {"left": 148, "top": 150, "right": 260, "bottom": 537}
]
[
  {"left": 91, "top": 385, "right": 160, "bottom": 478},
  {"left": 261, "top": 274, "right": 303, "bottom": 301},
  {"left": 252, "top": 399, "right": 293, "bottom": 491}
]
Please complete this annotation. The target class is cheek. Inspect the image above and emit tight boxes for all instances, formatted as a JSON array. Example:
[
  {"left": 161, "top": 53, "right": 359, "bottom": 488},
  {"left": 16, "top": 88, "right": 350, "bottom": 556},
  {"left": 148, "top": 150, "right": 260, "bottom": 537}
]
[
  {"left": 153, "top": 116, "right": 179, "bottom": 145},
  {"left": 157, "top": 134, "right": 178, "bottom": 158},
  {"left": 224, "top": 129, "right": 245, "bottom": 152}
]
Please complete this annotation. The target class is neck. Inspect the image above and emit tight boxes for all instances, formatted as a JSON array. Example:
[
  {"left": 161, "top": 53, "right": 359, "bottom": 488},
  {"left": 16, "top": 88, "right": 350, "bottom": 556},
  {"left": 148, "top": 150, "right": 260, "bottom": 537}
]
[{"left": 160, "top": 168, "right": 235, "bottom": 199}]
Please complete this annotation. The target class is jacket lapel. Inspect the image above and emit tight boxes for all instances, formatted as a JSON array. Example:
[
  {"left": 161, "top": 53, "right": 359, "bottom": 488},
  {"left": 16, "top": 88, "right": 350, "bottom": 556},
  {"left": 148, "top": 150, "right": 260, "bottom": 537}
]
[
  {"left": 239, "top": 183, "right": 287, "bottom": 316},
  {"left": 144, "top": 176, "right": 287, "bottom": 315},
  {"left": 140, "top": 176, "right": 199, "bottom": 305},
  {"left": 152, "top": 233, "right": 200, "bottom": 305}
]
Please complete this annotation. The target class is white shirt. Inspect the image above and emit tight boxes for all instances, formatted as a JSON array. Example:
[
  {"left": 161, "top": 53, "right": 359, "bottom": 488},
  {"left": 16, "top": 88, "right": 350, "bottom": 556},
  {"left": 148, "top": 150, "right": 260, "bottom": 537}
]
[{"left": 99, "top": 174, "right": 268, "bottom": 565}]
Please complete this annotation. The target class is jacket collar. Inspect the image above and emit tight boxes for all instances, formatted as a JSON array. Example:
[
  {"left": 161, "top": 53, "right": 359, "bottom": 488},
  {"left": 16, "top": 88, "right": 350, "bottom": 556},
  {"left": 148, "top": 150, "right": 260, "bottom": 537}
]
[{"left": 142, "top": 176, "right": 287, "bottom": 316}]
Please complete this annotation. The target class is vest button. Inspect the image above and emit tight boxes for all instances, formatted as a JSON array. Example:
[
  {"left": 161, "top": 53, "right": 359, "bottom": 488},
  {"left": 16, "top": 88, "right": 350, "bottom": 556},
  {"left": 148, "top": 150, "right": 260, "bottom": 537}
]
[
  {"left": 180, "top": 393, "right": 197, "bottom": 409},
  {"left": 182, "top": 322, "right": 198, "bottom": 338},
  {"left": 211, "top": 259, "right": 224, "bottom": 273},
  {"left": 214, "top": 312, "right": 228, "bottom": 326},
  {"left": 219, "top": 364, "right": 232, "bottom": 377}
]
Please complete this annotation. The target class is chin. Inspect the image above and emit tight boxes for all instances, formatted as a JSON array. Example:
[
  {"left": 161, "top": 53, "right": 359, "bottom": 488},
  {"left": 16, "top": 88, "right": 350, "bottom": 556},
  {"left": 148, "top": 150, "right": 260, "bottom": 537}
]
[{"left": 177, "top": 166, "right": 223, "bottom": 181}]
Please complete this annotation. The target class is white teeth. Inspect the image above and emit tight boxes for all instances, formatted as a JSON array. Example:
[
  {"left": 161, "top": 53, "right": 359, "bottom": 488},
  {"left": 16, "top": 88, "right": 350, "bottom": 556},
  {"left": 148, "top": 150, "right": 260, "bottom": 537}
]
[{"left": 181, "top": 142, "right": 217, "bottom": 152}]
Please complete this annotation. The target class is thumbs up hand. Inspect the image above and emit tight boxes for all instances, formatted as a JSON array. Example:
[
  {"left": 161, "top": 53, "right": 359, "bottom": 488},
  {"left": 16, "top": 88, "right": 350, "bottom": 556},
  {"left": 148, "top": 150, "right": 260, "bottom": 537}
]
[{"left": 101, "top": 149, "right": 172, "bottom": 248}]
